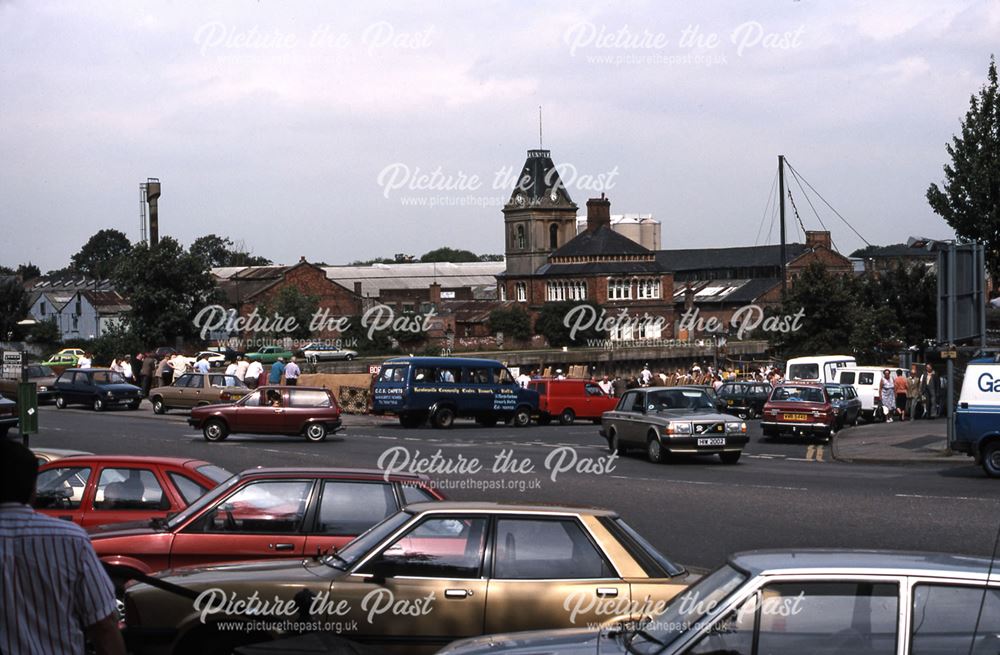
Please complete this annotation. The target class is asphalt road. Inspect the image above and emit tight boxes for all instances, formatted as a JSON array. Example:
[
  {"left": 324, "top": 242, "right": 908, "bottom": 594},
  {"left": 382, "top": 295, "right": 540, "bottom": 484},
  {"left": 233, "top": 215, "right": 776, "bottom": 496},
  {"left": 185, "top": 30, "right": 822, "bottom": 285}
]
[{"left": 22, "top": 403, "right": 1000, "bottom": 571}]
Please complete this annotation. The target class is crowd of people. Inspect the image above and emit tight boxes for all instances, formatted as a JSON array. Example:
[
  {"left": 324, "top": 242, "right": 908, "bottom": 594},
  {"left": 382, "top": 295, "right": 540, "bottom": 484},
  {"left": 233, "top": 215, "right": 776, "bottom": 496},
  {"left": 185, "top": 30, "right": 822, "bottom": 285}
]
[{"left": 878, "top": 363, "right": 941, "bottom": 422}]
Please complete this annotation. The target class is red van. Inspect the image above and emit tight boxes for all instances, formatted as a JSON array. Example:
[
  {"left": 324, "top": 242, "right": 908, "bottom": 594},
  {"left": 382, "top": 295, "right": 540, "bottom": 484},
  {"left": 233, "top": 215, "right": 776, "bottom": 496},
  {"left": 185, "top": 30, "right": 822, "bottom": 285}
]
[{"left": 528, "top": 378, "right": 619, "bottom": 425}]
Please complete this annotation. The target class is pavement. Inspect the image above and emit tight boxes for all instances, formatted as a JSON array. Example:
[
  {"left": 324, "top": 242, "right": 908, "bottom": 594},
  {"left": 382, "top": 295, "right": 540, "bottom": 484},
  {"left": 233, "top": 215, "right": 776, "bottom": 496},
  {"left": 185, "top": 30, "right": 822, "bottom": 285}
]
[{"left": 832, "top": 417, "right": 962, "bottom": 465}]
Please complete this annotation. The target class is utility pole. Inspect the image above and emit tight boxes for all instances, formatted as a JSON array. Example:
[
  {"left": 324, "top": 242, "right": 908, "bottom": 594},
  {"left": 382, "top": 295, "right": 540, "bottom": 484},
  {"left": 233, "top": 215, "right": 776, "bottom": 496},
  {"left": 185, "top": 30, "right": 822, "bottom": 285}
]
[{"left": 778, "top": 155, "right": 787, "bottom": 296}]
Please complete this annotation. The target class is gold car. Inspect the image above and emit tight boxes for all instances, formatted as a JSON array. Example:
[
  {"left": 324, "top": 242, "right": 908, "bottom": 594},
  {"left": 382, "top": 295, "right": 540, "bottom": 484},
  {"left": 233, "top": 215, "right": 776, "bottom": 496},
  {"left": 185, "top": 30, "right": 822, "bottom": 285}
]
[
  {"left": 123, "top": 502, "right": 692, "bottom": 655},
  {"left": 150, "top": 372, "right": 248, "bottom": 414}
]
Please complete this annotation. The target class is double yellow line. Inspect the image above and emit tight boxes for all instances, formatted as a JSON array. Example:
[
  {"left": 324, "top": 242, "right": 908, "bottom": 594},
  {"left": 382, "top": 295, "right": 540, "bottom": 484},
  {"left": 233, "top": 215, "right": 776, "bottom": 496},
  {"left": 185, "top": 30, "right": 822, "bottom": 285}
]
[{"left": 805, "top": 444, "right": 825, "bottom": 461}]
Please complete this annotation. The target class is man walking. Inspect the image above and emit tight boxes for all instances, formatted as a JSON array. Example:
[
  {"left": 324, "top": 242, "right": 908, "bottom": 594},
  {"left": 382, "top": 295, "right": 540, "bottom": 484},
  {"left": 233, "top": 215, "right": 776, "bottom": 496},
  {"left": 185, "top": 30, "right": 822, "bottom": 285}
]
[
  {"left": 245, "top": 358, "right": 263, "bottom": 389},
  {"left": 284, "top": 356, "right": 301, "bottom": 386},
  {"left": 269, "top": 357, "right": 286, "bottom": 385},
  {"left": 920, "top": 364, "right": 939, "bottom": 419},
  {"left": 1, "top": 439, "right": 125, "bottom": 655},
  {"left": 906, "top": 364, "right": 922, "bottom": 420}
]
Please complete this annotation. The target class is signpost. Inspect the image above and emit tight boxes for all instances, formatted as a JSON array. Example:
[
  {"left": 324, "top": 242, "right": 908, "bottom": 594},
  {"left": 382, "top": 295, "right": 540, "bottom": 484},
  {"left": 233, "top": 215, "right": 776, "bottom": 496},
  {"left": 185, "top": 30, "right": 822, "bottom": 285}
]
[{"left": 2, "top": 351, "right": 22, "bottom": 379}]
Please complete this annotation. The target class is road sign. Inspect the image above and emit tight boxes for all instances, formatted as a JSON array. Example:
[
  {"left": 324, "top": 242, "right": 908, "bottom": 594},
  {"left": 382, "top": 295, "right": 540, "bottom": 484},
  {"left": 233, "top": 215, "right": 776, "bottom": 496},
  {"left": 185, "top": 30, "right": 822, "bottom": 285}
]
[
  {"left": 2, "top": 351, "right": 22, "bottom": 380},
  {"left": 938, "top": 243, "right": 987, "bottom": 345},
  {"left": 17, "top": 382, "right": 37, "bottom": 435},
  {"left": 368, "top": 364, "right": 382, "bottom": 375},
  {"left": 941, "top": 350, "right": 958, "bottom": 359}
]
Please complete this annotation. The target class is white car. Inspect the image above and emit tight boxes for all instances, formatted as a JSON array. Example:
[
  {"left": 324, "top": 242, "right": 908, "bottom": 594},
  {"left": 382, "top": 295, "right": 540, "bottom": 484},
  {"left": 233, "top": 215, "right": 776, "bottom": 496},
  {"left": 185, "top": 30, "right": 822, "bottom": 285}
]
[
  {"left": 836, "top": 366, "right": 909, "bottom": 420},
  {"left": 195, "top": 351, "right": 227, "bottom": 368},
  {"left": 297, "top": 343, "right": 357, "bottom": 362}
]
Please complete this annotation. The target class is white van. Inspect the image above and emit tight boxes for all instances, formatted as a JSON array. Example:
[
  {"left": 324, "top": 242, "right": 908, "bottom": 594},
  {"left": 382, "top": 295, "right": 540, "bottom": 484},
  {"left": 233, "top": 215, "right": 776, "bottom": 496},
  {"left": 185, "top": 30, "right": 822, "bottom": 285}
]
[
  {"left": 837, "top": 366, "right": 909, "bottom": 420},
  {"left": 952, "top": 357, "right": 1000, "bottom": 477},
  {"left": 785, "top": 355, "right": 857, "bottom": 384}
]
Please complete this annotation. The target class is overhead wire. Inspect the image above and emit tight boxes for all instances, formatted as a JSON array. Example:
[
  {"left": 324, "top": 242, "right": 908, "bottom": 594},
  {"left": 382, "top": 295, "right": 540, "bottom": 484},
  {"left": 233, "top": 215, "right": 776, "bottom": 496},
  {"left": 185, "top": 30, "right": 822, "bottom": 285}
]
[
  {"left": 755, "top": 169, "right": 779, "bottom": 246},
  {"left": 788, "top": 165, "right": 840, "bottom": 252},
  {"left": 785, "top": 160, "right": 872, "bottom": 248}
]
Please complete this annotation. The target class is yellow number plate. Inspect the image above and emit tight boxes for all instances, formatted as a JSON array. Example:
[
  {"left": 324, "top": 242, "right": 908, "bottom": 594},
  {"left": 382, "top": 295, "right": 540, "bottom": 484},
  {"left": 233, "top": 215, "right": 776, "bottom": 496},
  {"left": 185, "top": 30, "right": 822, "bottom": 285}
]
[{"left": 784, "top": 413, "right": 809, "bottom": 421}]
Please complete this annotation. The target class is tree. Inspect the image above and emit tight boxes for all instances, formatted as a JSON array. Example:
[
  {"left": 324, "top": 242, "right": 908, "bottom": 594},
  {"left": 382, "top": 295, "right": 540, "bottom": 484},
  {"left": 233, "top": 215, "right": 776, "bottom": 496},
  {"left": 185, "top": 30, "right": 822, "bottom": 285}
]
[
  {"left": 71, "top": 229, "right": 132, "bottom": 280},
  {"left": 487, "top": 306, "right": 532, "bottom": 341},
  {"left": 420, "top": 247, "right": 479, "bottom": 263},
  {"left": 768, "top": 263, "right": 857, "bottom": 357},
  {"left": 478, "top": 253, "right": 505, "bottom": 262},
  {"left": 341, "top": 316, "right": 396, "bottom": 356},
  {"left": 535, "top": 301, "right": 604, "bottom": 347},
  {"left": 113, "top": 237, "right": 218, "bottom": 346},
  {"left": 257, "top": 287, "right": 319, "bottom": 340},
  {"left": 12, "top": 263, "right": 41, "bottom": 281},
  {"left": 927, "top": 55, "right": 1000, "bottom": 280},
  {"left": 0, "top": 275, "right": 29, "bottom": 340},
  {"left": 190, "top": 234, "right": 271, "bottom": 268},
  {"left": 27, "top": 317, "right": 61, "bottom": 345}
]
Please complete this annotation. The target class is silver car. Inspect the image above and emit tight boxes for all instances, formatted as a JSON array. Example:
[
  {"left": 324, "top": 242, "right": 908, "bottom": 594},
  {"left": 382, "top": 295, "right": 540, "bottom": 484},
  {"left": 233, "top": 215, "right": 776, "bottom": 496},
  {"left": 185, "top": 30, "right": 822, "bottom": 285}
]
[
  {"left": 439, "top": 549, "right": 1000, "bottom": 654},
  {"left": 599, "top": 386, "right": 748, "bottom": 464},
  {"left": 298, "top": 342, "right": 358, "bottom": 362}
]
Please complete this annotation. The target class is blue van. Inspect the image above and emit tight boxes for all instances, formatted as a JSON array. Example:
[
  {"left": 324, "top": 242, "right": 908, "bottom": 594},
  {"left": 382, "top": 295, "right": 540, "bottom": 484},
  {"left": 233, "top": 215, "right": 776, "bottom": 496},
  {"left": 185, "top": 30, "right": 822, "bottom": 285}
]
[
  {"left": 372, "top": 357, "right": 539, "bottom": 429},
  {"left": 952, "top": 356, "right": 1000, "bottom": 477}
]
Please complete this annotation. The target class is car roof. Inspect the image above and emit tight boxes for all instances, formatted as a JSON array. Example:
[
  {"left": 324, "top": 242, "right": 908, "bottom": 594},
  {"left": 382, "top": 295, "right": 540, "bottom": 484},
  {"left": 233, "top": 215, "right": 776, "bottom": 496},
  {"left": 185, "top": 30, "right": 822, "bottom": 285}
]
[
  {"left": 255, "top": 385, "right": 327, "bottom": 391},
  {"left": 61, "top": 367, "right": 114, "bottom": 372},
  {"left": 238, "top": 467, "right": 431, "bottom": 482},
  {"left": 39, "top": 455, "right": 207, "bottom": 467},
  {"left": 403, "top": 500, "right": 618, "bottom": 517},
  {"left": 777, "top": 381, "right": 824, "bottom": 387},
  {"left": 636, "top": 386, "right": 711, "bottom": 392},
  {"left": 730, "top": 549, "right": 1000, "bottom": 581},
  {"left": 383, "top": 356, "right": 505, "bottom": 367}
]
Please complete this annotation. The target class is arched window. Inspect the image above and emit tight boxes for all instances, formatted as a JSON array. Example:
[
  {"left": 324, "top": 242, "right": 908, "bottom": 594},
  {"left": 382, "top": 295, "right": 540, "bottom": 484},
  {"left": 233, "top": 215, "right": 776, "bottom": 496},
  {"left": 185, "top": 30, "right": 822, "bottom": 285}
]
[
  {"left": 516, "top": 225, "right": 526, "bottom": 250},
  {"left": 549, "top": 223, "right": 559, "bottom": 250}
]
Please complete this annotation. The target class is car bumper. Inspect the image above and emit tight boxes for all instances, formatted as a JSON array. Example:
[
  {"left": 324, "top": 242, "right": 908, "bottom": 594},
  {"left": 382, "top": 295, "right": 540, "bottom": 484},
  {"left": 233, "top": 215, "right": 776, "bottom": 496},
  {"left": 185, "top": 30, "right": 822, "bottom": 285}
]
[
  {"left": 187, "top": 417, "right": 203, "bottom": 428},
  {"left": 662, "top": 434, "right": 749, "bottom": 454},
  {"left": 761, "top": 420, "right": 833, "bottom": 435}
]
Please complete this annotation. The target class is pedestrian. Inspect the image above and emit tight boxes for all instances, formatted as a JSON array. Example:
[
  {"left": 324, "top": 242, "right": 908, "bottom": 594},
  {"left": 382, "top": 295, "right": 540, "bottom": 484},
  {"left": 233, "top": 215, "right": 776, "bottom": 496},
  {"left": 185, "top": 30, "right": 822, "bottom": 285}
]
[
  {"left": 284, "top": 356, "right": 301, "bottom": 386},
  {"left": 77, "top": 351, "right": 92, "bottom": 369},
  {"left": 245, "top": 359, "right": 263, "bottom": 389},
  {"left": 269, "top": 357, "right": 286, "bottom": 385},
  {"left": 893, "top": 368, "right": 908, "bottom": 421},
  {"left": 156, "top": 355, "right": 171, "bottom": 388},
  {"left": 224, "top": 359, "right": 238, "bottom": 377},
  {"left": 140, "top": 352, "right": 156, "bottom": 397},
  {"left": 193, "top": 353, "right": 210, "bottom": 375},
  {"left": 515, "top": 369, "right": 531, "bottom": 389},
  {"left": 920, "top": 364, "right": 939, "bottom": 419},
  {"left": 109, "top": 357, "right": 123, "bottom": 375},
  {"left": 598, "top": 375, "right": 613, "bottom": 395},
  {"left": 235, "top": 355, "right": 250, "bottom": 383},
  {"left": 554, "top": 368, "right": 566, "bottom": 380},
  {"left": 879, "top": 368, "right": 896, "bottom": 422},
  {"left": 639, "top": 363, "right": 652, "bottom": 386},
  {"left": 0, "top": 439, "right": 126, "bottom": 655},
  {"left": 170, "top": 353, "right": 187, "bottom": 379},
  {"left": 906, "top": 363, "right": 922, "bottom": 421},
  {"left": 611, "top": 375, "right": 625, "bottom": 397}
]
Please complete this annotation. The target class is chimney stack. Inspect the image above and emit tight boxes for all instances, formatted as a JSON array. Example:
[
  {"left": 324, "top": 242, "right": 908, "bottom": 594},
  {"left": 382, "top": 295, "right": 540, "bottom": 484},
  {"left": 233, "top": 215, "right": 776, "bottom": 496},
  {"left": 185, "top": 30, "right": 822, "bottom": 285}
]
[
  {"left": 429, "top": 282, "right": 442, "bottom": 304},
  {"left": 586, "top": 193, "right": 611, "bottom": 232},
  {"left": 805, "top": 230, "right": 832, "bottom": 250},
  {"left": 353, "top": 281, "right": 363, "bottom": 296},
  {"left": 145, "top": 178, "right": 161, "bottom": 246}
]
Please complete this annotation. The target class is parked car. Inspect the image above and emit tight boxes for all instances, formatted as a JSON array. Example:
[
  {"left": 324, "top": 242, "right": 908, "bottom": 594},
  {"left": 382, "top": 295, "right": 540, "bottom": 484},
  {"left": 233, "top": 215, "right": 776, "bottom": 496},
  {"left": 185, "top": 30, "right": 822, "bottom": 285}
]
[
  {"left": 53, "top": 367, "right": 143, "bottom": 410},
  {"left": 951, "top": 356, "right": 1000, "bottom": 477},
  {"left": 438, "top": 549, "right": 1000, "bottom": 655},
  {"left": 0, "top": 364, "right": 59, "bottom": 402},
  {"left": 31, "top": 447, "right": 92, "bottom": 465},
  {"left": 188, "top": 386, "right": 342, "bottom": 442},
  {"left": 56, "top": 347, "right": 86, "bottom": 358},
  {"left": 373, "top": 356, "right": 539, "bottom": 428},
  {"left": 836, "top": 366, "right": 909, "bottom": 421},
  {"left": 33, "top": 455, "right": 231, "bottom": 528},
  {"left": 717, "top": 381, "right": 771, "bottom": 419},
  {"left": 90, "top": 468, "right": 443, "bottom": 586},
  {"left": 784, "top": 354, "right": 857, "bottom": 383},
  {"left": 41, "top": 352, "right": 80, "bottom": 368},
  {"left": 121, "top": 502, "right": 691, "bottom": 655},
  {"left": 600, "top": 386, "right": 749, "bottom": 464},
  {"left": 245, "top": 345, "right": 294, "bottom": 364},
  {"left": 297, "top": 342, "right": 358, "bottom": 362},
  {"left": 0, "top": 396, "right": 17, "bottom": 437},
  {"left": 761, "top": 382, "right": 837, "bottom": 440},
  {"left": 825, "top": 382, "right": 862, "bottom": 428},
  {"left": 150, "top": 372, "right": 249, "bottom": 414},
  {"left": 528, "top": 378, "right": 618, "bottom": 425},
  {"left": 194, "top": 351, "right": 227, "bottom": 368}
]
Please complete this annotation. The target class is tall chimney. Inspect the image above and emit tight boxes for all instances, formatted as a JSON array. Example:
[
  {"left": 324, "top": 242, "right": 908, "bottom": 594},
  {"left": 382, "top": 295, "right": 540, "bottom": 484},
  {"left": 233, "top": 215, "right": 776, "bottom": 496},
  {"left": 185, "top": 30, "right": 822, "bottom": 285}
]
[
  {"left": 586, "top": 193, "right": 611, "bottom": 232},
  {"left": 145, "top": 178, "right": 161, "bottom": 247}
]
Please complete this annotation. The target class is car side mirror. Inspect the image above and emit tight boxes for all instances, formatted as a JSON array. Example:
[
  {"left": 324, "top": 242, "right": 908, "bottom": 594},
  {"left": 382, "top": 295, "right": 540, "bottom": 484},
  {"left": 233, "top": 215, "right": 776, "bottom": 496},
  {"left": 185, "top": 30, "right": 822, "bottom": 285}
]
[{"left": 368, "top": 559, "right": 395, "bottom": 585}]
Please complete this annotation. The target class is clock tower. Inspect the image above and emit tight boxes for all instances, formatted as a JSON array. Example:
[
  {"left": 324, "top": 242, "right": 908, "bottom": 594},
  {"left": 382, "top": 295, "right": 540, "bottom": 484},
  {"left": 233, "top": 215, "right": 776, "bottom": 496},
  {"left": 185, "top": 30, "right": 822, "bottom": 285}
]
[{"left": 502, "top": 149, "right": 579, "bottom": 277}]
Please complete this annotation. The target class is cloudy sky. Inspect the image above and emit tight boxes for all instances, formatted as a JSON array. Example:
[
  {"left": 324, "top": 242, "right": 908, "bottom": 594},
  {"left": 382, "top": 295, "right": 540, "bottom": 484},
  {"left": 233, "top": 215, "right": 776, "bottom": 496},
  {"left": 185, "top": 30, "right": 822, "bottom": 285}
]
[{"left": 1, "top": 0, "right": 996, "bottom": 271}]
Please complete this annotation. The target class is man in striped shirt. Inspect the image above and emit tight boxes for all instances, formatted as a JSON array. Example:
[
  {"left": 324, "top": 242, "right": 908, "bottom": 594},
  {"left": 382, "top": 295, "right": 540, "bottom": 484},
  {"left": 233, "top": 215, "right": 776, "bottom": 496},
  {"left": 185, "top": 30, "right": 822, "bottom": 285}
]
[{"left": 1, "top": 439, "right": 125, "bottom": 655}]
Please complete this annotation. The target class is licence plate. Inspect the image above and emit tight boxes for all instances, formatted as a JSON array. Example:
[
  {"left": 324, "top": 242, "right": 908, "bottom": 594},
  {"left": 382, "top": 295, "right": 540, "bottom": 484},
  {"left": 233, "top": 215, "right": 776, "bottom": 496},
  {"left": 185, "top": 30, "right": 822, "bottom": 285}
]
[
  {"left": 697, "top": 438, "right": 725, "bottom": 446},
  {"left": 784, "top": 413, "right": 808, "bottom": 421}
]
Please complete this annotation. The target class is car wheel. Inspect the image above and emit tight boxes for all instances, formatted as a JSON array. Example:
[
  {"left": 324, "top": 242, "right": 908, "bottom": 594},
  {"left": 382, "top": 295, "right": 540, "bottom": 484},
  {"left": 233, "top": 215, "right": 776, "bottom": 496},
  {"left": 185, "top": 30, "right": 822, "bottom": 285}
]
[
  {"left": 152, "top": 398, "right": 166, "bottom": 414},
  {"left": 345, "top": 354, "right": 354, "bottom": 361},
  {"left": 982, "top": 442, "right": 1000, "bottom": 478},
  {"left": 559, "top": 408, "right": 575, "bottom": 425},
  {"left": 719, "top": 451, "right": 742, "bottom": 465},
  {"left": 93, "top": 398, "right": 104, "bottom": 412},
  {"left": 432, "top": 407, "right": 455, "bottom": 429},
  {"left": 537, "top": 413, "right": 552, "bottom": 426},
  {"left": 203, "top": 419, "right": 229, "bottom": 442},
  {"left": 304, "top": 423, "right": 327, "bottom": 442},
  {"left": 646, "top": 434, "right": 665, "bottom": 464},
  {"left": 55, "top": 396, "right": 66, "bottom": 409},
  {"left": 608, "top": 431, "right": 626, "bottom": 456},
  {"left": 512, "top": 406, "right": 531, "bottom": 428}
]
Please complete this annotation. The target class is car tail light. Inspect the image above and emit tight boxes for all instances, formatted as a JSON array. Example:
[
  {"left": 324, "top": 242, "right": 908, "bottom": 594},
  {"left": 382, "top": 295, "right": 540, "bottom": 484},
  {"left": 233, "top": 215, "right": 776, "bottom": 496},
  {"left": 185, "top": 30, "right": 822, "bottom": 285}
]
[{"left": 220, "top": 392, "right": 230, "bottom": 401}]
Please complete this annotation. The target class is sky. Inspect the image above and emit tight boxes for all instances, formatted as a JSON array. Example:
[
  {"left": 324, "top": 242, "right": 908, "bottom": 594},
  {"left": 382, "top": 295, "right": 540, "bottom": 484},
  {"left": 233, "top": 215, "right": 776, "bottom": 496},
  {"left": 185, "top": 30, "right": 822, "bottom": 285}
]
[{"left": 1, "top": 0, "right": 997, "bottom": 272}]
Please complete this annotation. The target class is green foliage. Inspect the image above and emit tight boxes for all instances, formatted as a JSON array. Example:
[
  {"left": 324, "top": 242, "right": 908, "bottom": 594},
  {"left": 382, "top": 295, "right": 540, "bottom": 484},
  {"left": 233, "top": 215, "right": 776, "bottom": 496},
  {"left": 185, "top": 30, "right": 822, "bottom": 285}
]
[
  {"left": 113, "top": 237, "right": 218, "bottom": 346},
  {"left": 257, "top": 286, "right": 319, "bottom": 340},
  {"left": 535, "top": 301, "right": 604, "bottom": 347},
  {"left": 0, "top": 276, "right": 29, "bottom": 339},
  {"left": 70, "top": 229, "right": 132, "bottom": 280},
  {"left": 190, "top": 234, "right": 271, "bottom": 268},
  {"left": 89, "top": 324, "right": 145, "bottom": 366},
  {"left": 927, "top": 55, "right": 1000, "bottom": 280},
  {"left": 478, "top": 253, "right": 505, "bottom": 262},
  {"left": 487, "top": 306, "right": 532, "bottom": 341},
  {"left": 419, "top": 247, "right": 479, "bottom": 263},
  {"left": 15, "top": 263, "right": 41, "bottom": 281},
  {"left": 768, "top": 263, "right": 857, "bottom": 356},
  {"left": 341, "top": 316, "right": 396, "bottom": 356},
  {"left": 27, "top": 318, "right": 61, "bottom": 345}
]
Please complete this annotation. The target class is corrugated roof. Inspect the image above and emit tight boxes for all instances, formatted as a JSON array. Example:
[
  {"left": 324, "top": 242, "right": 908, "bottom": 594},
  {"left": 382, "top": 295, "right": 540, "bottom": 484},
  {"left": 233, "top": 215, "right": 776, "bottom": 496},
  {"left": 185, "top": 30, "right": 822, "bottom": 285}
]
[
  {"left": 323, "top": 262, "right": 505, "bottom": 297},
  {"left": 656, "top": 243, "right": 810, "bottom": 272}
]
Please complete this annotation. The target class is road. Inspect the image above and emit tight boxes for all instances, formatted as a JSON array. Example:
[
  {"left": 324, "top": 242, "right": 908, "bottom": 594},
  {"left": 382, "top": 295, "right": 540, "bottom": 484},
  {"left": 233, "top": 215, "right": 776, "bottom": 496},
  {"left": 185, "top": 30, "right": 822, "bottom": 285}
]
[{"left": 23, "top": 404, "right": 1000, "bottom": 571}]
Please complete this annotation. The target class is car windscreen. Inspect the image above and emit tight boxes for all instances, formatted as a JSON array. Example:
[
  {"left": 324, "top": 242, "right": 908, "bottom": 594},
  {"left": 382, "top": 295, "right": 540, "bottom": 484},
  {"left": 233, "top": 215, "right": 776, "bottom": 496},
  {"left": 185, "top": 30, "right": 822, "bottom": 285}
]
[
  {"left": 646, "top": 389, "right": 716, "bottom": 411},
  {"left": 788, "top": 363, "right": 820, "bottom": 380},
  {"left": 324, "top": 510, "right": 413, "bottom": 569},
  {"left": 166, "top": 474, "right": 241, "bottom": 529},
  {"left": 771, "top": 386, "right": 826, "bottom": 403}
]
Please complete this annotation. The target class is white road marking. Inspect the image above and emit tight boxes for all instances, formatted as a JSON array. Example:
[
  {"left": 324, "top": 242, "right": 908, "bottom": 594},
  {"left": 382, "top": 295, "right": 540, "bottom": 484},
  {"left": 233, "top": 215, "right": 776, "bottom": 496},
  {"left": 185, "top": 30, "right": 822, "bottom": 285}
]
[
  {"left": 609, "top": 475, "right": 806, "bottom": 492},
  {"left": 895, "top": 493, "right": 999, "bottom": 502}
]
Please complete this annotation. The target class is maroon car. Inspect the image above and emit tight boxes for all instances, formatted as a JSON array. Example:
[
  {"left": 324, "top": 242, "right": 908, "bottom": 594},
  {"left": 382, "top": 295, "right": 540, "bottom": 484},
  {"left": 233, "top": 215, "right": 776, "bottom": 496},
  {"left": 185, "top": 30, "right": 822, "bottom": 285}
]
[
  {"left": 761, "top": 382, "right": 837, "bottom": 440},
  {"left": 88, "top": 468, "right": 444, "bottom": 584},
  {"left": 188, "top": 386, "right": 342, "bottom": 442}
]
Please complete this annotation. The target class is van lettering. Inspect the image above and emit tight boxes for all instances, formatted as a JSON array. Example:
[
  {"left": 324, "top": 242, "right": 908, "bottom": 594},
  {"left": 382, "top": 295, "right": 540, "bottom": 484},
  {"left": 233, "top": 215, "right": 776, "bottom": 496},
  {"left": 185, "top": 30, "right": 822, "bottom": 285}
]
[{"left": 978, "top": 373, "right": 999, "bottom": 393}]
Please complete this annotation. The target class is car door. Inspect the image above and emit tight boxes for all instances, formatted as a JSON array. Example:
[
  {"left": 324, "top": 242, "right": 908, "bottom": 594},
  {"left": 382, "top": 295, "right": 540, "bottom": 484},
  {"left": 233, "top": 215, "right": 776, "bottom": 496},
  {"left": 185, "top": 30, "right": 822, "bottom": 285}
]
[
  {"left": 341, "top": 515, "right": 489, "bottom": 647},
  {"left": 484, "top": 516, "right": 629, "bottom": 633},
  {"left": 168, "top": 374, "right": 195, "bottom": 408},
  {"left": 302, "top": 480, "right": 399, "bottom": 556},
  {"left": 84, "top": 465, "right": 173, "bottom": 527},
  {"left": 33, "top": 464, "right": 94, "bottom": 523},
  {"left": 620, "top": 391, "right": 648, "bottom": 446},
  {"left": 168, "top": 478, "right": 313, "bottom": 568},
  {"left": 231, "top": 389, "right": 278, "bottom": 433}
]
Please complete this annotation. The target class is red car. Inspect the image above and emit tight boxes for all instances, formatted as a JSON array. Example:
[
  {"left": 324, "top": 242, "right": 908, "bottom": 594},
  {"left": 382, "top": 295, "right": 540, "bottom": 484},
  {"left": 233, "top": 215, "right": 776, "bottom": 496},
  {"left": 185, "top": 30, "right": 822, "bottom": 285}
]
[
  {"left": 761, "top": 382, "right": 838, "bottom": 440},
  {"left": 33, "top": 456, "right": 232, "bottom": 528},
  {"left": 88, "top": 468, "right": 444, "bottom": 584},
  {"left": 188, "top": 385, "right": 342, "bottom": 442},
  {"left": 528, "top": 378, "right": 619, "bottom": 425}
]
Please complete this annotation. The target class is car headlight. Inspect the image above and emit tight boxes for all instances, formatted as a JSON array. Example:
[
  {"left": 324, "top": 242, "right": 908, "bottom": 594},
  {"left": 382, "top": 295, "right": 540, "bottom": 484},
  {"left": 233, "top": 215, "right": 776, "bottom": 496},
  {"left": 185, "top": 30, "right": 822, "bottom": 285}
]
[
  {"left": 726, "top": 421, "right": 747, "bottom": 433},
  {"left": 106, "top": 391, "right": 114, "bottom": 397},
  {"left": 38, "top": 386, "right": 47, "bottom": 392},
  {"left": 666, "top": 422, "right": 692, "bottom": 435}
]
